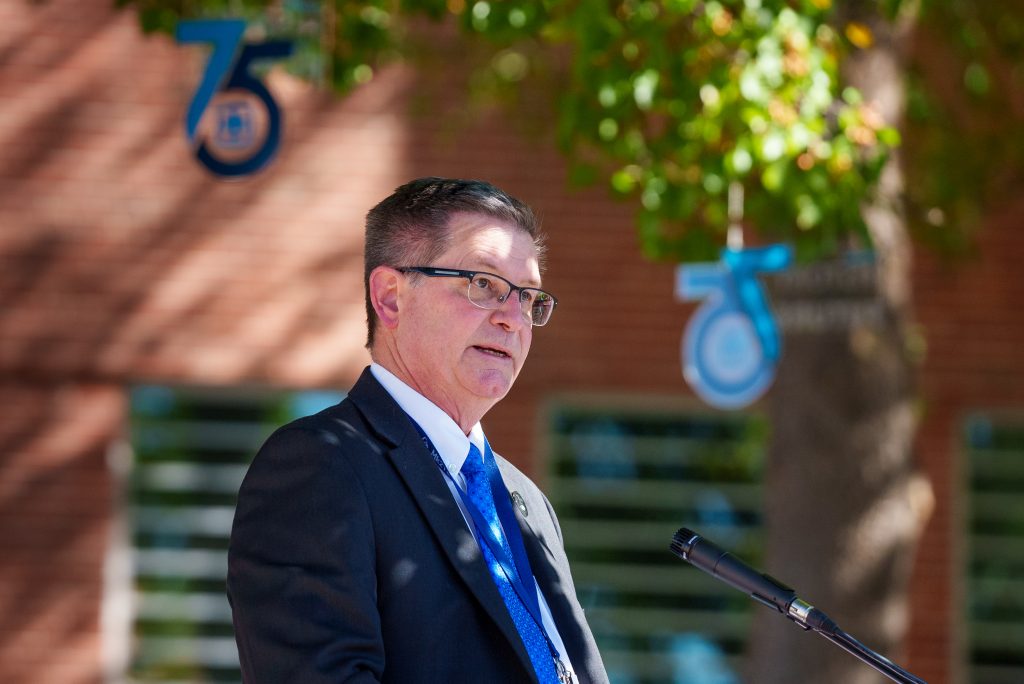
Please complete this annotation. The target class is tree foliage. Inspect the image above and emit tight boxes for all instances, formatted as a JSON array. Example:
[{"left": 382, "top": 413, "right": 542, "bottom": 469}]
[
  {"left": 904, "top": 0, "right": 1024, "bottom": 255},
  {"left": 118, "top": 0, "right": 1023, "bottom": 262}
]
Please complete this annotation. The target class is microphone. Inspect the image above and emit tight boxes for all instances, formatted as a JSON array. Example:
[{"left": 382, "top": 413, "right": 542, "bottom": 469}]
[
  {"left": 669, "top": 527, "right": 837, "bottom": 633},
  {"left": 670, "top": 527, "right": 929, "bottom": 683}
]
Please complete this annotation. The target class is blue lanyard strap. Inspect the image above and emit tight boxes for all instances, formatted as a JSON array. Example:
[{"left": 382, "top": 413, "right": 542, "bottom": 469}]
[{"left": 414, "top": 426, "right": 547, "bottom": 640}]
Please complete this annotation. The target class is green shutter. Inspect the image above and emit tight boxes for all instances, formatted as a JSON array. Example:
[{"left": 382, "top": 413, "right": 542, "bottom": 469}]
[
  {"left": 965, "top": 416, "right": 1024, "bottom": 684},
  {"left": 127, "top": 386, "right": 342, "bottom": 683},
  {"left": 548, "top": 405, "right": 766, "bottom": 684}
]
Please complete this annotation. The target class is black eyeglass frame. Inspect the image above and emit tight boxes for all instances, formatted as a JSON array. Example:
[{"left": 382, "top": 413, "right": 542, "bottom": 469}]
[{"left": 396, "top": 266, "right": 558, "bottom": 326}]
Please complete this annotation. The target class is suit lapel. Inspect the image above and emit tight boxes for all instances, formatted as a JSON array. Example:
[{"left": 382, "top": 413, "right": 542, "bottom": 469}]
[
  {"left": 513, "top": 495, "right": 599, "bottom": 684},
  {"left": 347, "top": 370, "right": 539, "bottom": 683}
]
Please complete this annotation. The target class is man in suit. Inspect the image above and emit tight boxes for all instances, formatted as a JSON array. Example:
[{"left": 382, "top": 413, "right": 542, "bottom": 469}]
[{"left": 227, "top": 177, "right": 609, "bottom": 683}]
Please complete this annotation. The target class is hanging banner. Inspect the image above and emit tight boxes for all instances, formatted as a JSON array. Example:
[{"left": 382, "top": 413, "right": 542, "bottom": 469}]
[
  {"left": 176, "top": 19, "right": 294, "bottom": 178},
  {"left": 676, "top": 245, "right": 793, "bottom": 410}
]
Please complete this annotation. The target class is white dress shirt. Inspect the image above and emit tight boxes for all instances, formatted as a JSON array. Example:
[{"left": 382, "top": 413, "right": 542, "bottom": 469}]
[{"left": 370, "top": 363, "right": 576, "bottom": 681}]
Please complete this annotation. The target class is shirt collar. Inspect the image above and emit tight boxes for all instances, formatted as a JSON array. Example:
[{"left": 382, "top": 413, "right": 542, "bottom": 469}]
[{"left": 370, "top": 363, "right": 486, "bottom": 477}]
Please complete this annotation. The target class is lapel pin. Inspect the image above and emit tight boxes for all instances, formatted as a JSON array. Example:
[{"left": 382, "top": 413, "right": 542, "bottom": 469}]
[{"left": 510, "top": 491, "right": 528, "bottom": 517}]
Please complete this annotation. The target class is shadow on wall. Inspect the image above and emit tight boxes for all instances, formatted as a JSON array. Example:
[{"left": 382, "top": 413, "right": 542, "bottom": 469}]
[
  {"left": 0, "top": 1, "right": 412, "bottom": 680},
  {"left": 0, "top": 0, "right": 398, "bottom": 392},
  {"left": 0, "top": 383, "right": 124, "bottom": 683}
]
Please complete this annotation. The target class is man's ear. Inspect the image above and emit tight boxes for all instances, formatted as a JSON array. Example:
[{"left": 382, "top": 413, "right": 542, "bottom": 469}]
[{"left": 369, "top": 266, "right": 402, "bottom": 330}]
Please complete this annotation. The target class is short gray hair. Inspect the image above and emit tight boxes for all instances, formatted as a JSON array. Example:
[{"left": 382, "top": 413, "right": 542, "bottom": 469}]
[{"left": 363, "top": 177, "right": 544, "bottom": 348}]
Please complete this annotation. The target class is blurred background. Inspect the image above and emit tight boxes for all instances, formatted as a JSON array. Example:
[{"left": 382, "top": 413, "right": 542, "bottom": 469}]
[{"left": 1, "top": 0, "right": 1023, "bottom": 683}]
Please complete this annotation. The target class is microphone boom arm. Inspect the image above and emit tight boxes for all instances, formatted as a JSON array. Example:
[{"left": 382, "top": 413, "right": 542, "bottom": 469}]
[{"left": 670, "top": 528, "right": 928, "bottom": 684}]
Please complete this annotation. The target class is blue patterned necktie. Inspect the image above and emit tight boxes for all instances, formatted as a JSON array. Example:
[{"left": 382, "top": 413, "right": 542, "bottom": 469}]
[{"left": 461, "top": 442, "right": 562, "bottom": 684}]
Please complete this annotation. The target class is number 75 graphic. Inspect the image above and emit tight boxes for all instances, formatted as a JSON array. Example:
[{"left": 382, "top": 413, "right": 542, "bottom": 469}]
[
  {"left": 176, "top": 19, "right": 293, "bottom": 177},
  {"left": 675, "top": 244, "right": 793, "bottom": 410}
]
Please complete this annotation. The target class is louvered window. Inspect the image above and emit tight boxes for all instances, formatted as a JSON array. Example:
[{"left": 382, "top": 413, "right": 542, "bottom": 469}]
[
  {"left": 964, "top": 415, "right": 1024, "bottom": 684},
  {"left": 124, "top": 386, "right": 342, "bottom": 683},
  {"left": 548, "top": 404, "right": 765, "bottom": 684}
]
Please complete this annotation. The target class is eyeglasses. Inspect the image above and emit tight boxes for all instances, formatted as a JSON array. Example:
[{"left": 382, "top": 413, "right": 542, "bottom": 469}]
[{"left": 397, "top": 266, "right": 558, "bottom": 326}]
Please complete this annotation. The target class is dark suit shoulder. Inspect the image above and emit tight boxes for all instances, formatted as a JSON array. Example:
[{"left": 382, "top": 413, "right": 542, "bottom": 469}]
[
  {"left": 253, "top": 397, "right": 393, "bottom": 469},
  {"left": 283, "top": 396, "right": 373, "bottom": 440},
  {"left": 232, "top": 397, "right": 395, "bottom": 554}
]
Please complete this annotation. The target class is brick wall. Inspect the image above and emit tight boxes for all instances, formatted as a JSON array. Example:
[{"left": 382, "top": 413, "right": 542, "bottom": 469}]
[
  {"left": 909, "top": 197, "right": 1024, "bottom": 683},
  {"left": 2, "top": 0, "right": 1021, "bottom": 682},
  {"left": 0, "top": 383, "right": 123, "bottom": 684}
]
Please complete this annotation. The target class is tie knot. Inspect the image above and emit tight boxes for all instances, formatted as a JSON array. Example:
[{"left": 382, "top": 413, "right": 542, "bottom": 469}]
[{"left": 461, "top": 442, "right": 486, "bottom": 480}]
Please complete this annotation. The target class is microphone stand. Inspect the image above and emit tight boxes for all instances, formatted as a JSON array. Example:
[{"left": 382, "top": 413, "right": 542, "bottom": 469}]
[
  {"left": 670, "top": 528, "right": 927, "bottom": 684},
  {"left": 815, "top": 626, "right": 927, "bottom": 684}
]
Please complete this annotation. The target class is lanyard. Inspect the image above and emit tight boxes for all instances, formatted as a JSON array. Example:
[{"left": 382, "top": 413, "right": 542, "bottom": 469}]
[
  {"left": 414, "top": 427, "right": 546, "bottom": 636},
  {"left": 414, "top": 426, "right": 574, "bottom": 684}
]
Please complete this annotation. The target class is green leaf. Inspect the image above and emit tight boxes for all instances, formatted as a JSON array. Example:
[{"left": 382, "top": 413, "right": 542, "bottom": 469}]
[
  {"left": 120, "top": 0, "right": 931, "bottom": 264},
  {"left": 964, "top": 62, "right": 990, "bottom": 95},
  {"left": 633, "top": 69, "right": 660, "bottom": 110}
]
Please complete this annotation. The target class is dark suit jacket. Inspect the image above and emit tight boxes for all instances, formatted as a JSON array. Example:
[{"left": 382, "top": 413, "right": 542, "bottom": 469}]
[{"left": 227, "top": 368, "right": 609, "bottom": 683}]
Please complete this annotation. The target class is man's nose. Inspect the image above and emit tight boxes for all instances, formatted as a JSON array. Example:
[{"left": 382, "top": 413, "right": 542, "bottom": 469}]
[{"left": 491, "top": 291, "right": 527, "bottom": 331}]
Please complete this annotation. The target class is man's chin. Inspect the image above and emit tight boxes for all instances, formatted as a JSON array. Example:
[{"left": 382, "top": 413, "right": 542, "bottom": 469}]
[{"left": 467, "top": 369, "right": 515, "bottom": 400}]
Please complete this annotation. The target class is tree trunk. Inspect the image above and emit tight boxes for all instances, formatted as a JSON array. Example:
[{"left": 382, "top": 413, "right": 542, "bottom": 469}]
[{"left": 747, "top": 3, "right": 932, "bottom": 682}]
